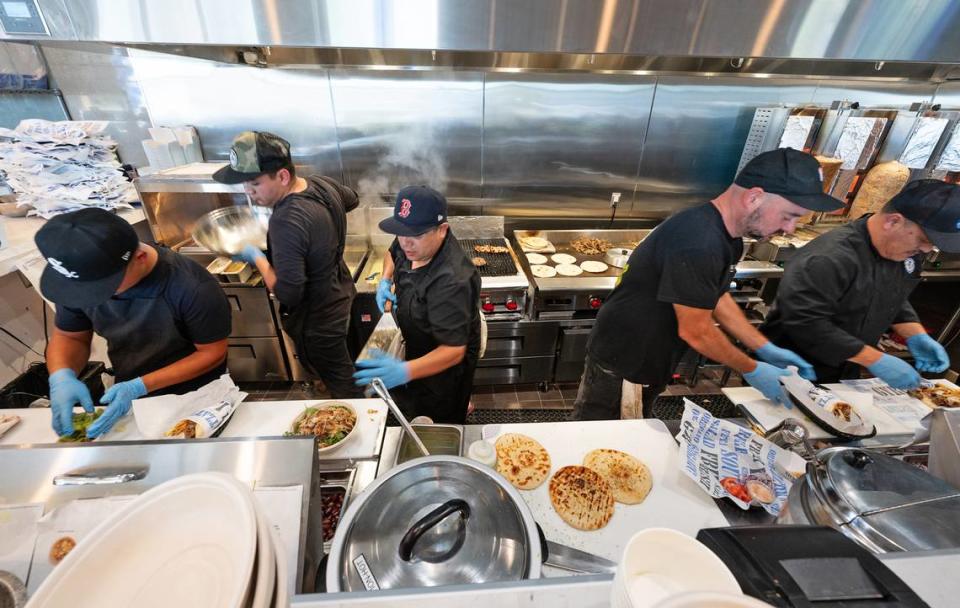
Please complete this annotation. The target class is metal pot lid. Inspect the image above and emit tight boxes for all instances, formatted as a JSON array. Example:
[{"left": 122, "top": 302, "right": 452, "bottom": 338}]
[
  {"left": 326, "top": 456, "right": 541, "bottom": 592},
  {"left": 813, "top": 448, "right": 960, "bottom": 523}
]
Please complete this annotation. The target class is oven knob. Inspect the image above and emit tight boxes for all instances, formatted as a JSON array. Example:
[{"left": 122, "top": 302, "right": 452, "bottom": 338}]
[
  {"left": 482, "top": 299, "right": 496, "bottom": 313},
  {"left": 589, "top": 297, "right": 602, "bottom": 309},
  {"left": 505, "top": 298, "right": 519, "bottom": 311}
]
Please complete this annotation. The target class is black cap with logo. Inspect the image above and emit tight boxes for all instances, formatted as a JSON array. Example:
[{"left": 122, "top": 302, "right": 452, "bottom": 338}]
[
  {"left": 35, "top": 208, "right": 139, "bottom": 308},
  {"left": 212, "top": 131, "right": 292, "bottom": 185},
  {"left": 735, "top": 148, "right": 844, "bottom": 212},
  {"left": 889, "top": 179, "right": 960, "bottom": 252},
  {"left": 378, "top": 185, "right": 449, "bottom": 237}
]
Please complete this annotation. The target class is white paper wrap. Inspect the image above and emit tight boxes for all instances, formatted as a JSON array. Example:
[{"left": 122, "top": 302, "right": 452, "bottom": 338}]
[
  {"left": 131, "top": 374, "right": 247, "bottom": 439},
  {"left": 781, "top": 369, "right": 873, "bottom": 435},
  {"left": 677, "top": 400, "right": 804, "bottom": 516}
]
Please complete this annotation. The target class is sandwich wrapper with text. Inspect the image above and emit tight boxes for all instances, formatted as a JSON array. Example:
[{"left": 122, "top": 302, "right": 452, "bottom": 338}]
[
  {"left": 677, "top": 400, "right": 805, "bottom": 516},
  {"left": 132, "top": 374, "right": 247, "bottom": 439}
]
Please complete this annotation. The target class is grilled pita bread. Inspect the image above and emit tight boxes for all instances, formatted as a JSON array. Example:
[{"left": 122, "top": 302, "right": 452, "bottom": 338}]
[
  {"left": 495, "top": 433, "right": 552, "bottom": 490},
  {"left": 549, "top": 465, "right": 615, "bottom": 531},
  {"left": 583, "top": 448, "right": 653, "bottom": 504}
]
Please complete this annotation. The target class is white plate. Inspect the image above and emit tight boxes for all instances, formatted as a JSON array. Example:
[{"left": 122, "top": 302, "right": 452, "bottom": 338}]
[
  {"left": 29, "top": 473, "right": 257, "bottom": 608},
  {"left": 530, "top": 264, "right": 557, "bottom": 278},
  {"left": 287, "top": 401, "right": 359, "bottom": 453},
  {"left": 551, "top": 253, "right": 577, "bottom": 265},
  {"left": 580, "top": 260, "right": 609, "bottom": 273},
  {"left": 250, "top": 505, "right": 276, "bottom": 608},
  {"left": 525, "top": 252, "right": 548, "bottom": 264},
  {"left": 555, "top": 263, "right": 583, "bottom": 276}
]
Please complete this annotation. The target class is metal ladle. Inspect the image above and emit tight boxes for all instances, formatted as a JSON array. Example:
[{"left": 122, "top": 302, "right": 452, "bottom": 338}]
[{"left": 369, "top": 378, "right": 429, "bottom": 457}]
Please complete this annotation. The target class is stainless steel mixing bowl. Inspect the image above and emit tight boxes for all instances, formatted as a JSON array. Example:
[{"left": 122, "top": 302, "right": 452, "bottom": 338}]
[{"left": 192, "top": 205, "right": 272, "bottom": 256}]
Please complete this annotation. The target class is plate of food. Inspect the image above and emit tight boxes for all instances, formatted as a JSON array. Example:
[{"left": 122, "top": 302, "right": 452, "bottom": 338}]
[{"left": 286, "top": 402, "right": 359, "bottom": 452}]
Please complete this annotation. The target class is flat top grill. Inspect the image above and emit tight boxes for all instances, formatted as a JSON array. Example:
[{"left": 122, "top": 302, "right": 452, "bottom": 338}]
[{"left": 458, "top": 238, "right": 520, "bottom": 278}]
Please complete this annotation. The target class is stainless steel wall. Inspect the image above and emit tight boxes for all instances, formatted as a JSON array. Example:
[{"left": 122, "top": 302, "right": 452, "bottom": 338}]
[
  {"left": 30, "top": 45, "right": 955, "bottom": 220},
  {"left": 14, "top": 1, "right": 960, "bottom": 63}
]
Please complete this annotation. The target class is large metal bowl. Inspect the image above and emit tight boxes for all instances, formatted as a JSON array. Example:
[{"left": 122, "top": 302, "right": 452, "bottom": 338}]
[{"left": 192, "top": 205, "right": 272, "bottom": 256}]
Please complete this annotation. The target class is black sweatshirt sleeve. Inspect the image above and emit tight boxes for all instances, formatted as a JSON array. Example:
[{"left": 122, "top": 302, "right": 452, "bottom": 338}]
[
  {"left": 268, "top": 206, "right": 315, "bottom": 308},
  {"left": 773, "top": 253, "right": 866, "bottom": 366}
]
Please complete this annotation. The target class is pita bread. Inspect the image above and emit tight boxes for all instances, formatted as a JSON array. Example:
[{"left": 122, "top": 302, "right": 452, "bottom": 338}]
[
  {"left": 549, "top": 465, "right": 615, "bottom": 531},
  {"left": 583, "top": 448, "right": 653, "bottom": 504},
  {"left": 551, "top": 253, "right": 577, "bottom": 265},
  {"left": 555, "top": 263, "right": 583, "bottom": 277},
  {"left": 530, "top": 264, "right": 557, "bottom": 278},
  {"left": 520, "top": 236, "right": 551, "bottom": 250},
  {"left": 525, "top": 252, "right": 548, "bottom": 264},
  {"left": 580, "top": 260, "right": 608, "bottom": 273},
  {"left": 496, "top": 433, "right": 552, "bottom": 490}
]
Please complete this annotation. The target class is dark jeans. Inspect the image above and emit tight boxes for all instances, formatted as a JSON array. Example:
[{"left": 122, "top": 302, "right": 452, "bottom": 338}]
[
  {"left": 297, "top": 313, "right": 363, "bottom": 399},
  {"left": 571, "top": 355, "right": 665, "bottom": 421}
]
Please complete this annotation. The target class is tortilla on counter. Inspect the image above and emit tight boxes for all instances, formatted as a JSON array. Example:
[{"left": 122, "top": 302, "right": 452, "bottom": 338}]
[
  {"left": 583, "top": 448, "right": 653, "bottom": 504},
  {"left": 530, "top": 264, "right": 557, "bottom": 278},
  {"left": 549, "top": 465, "right": 615, "bottom": 531},
  {"left": 495, "top": 433, "right": 552, "bottom": 490}
]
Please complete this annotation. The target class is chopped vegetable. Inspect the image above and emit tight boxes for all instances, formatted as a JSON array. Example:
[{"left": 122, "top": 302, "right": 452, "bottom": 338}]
[{"left": 58, "top": 409, "right": 104, "bottom": 443}]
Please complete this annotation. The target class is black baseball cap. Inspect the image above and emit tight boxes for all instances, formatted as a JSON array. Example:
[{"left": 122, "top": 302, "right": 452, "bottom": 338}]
[
  {"left": 889, "top": 179, "right": 960, "bottom": 252},
  {"left": 35, "top": 208, "right": 139, "bottom": 308},
  {"left": 735, "top": 148, "right": 844, "bottom": 212},
  {"left": 212, "top": 131, "right": 292, "bottom": 184},
  {"left": 378, "top": 185, "right": 449, "bottom": 237}
]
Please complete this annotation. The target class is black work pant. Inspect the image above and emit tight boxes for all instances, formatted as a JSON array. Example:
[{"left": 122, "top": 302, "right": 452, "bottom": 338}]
[
  {"left": 296, "top": 312, "right": 363, "bottom": 399},
  {"left": 571, "top": 354, "right": 665, "bottom": 420}
]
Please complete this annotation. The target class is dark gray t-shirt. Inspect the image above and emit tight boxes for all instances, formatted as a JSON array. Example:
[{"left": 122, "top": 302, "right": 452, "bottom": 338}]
[
  {"left": 55, "top": 247, "right": 231, "bottom": 395},
  {"left": 588, "top": 203, "right": 742, "bottom": 385}
]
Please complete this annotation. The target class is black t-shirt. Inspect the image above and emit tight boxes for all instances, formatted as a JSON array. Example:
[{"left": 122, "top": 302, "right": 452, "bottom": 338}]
[
  {"left": 761, "top": 216, "right": 922, "bottom": 382},
  {"left": 389, "top": 233, "right": 481, "bottom": 359},
  {"left": 267, "top": 175, "right": 358, "bottom": 335},
  {"left": 587, "top": 203, "right": 742, "bottom": 385},
  {"left": 55, "top": 247, "right": 232, "bottom": 395}
]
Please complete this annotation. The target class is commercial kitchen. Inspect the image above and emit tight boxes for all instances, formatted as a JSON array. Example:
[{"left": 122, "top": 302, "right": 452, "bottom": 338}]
[{"left": 2, "top": 2, "right": 960, "bottom": 607}]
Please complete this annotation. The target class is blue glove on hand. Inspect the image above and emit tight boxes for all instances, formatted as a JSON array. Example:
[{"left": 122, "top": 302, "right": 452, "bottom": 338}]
[
  {"left": 376, "top": 278, "right": 397, "bottom": 313},
  {"left": 353, "top": 349, "right": 410, "bottom": 389},
  {"left": 755, "top": 342, "right": 817, "bottom": 381},
  {"left": 232, "top": 244, "right": 265, "bottom": 266},
  {"left": 906, "top": 333, "right": 950, "bottom": 373},
  {"left": 87, "top": 377, "right": 147, "bottom": 438},
  {"left": 743, "top": 361, "right": 792, "bottom": 408},
  {"left": 868, "top": 354, "right": 922, "bottom": 390},
  {"left": 49, "top": 368, "right": 94, "bottom": 436}
]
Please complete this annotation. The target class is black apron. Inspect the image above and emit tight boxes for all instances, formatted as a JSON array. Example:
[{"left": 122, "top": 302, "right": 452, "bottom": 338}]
[{"left": 391, "top": 280, "right": 478, "bottom": 424}]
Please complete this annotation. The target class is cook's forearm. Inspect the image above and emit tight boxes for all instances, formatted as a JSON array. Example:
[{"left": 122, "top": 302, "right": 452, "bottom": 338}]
[
  {"left": 892, "top": 322, "right": 926, "bottom": 340},
  {"left": 683, "top": 323, "right": 757, "bottom": 374},
  {"left": 46, "top": 329, "right": 92, "bottom": 375},
  {"left": 254, "top": 257, "right": 278, "bottom": 291},
  {"left": 141, "top": 340, "right": 228, "bottom": 393},
  {"left": 713, "top": 293, "right": 766, "bottom": 350},
  {"left": 382, "top": 253, "right": 395, "bottom": 281},
  {"left": 408, "top": 344, "right": 466, "bottom": 380}
]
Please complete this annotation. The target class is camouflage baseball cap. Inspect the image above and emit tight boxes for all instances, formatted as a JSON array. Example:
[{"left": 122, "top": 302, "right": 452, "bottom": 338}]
[{"left": 212, "top": 131, "right": 292, "bottom": 184}]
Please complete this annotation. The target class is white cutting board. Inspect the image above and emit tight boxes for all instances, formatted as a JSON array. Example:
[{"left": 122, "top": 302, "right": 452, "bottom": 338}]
[
  {"left": 0, "top": 408, "right": 76, "bottom": 445},
  {"left": 722, "top": 386, "right": 911, "bottom": 442},
  {"left": 220, "top": 399, "right": 387, "bottom": 460},
  {"left": 482, "top": 419, "right": 727, "bottom": 563}
]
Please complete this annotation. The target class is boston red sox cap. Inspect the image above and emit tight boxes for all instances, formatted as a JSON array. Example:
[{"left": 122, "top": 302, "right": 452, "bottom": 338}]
[{"left": 378, "top": 185, "right": 448, "bottom": 237}]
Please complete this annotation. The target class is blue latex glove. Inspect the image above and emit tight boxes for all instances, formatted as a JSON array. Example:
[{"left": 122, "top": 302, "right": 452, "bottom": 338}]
[
  {"left": 353, "top": 349, "right": 410, "bottom": 389},
  {"left": 743, "top": 362, "right": 792, "bottom": 408},
  {"left": 48, "top": 368, "right": 94, "bottom": 436},
  {"left": 868, "top": 354, "right": 922, "bottom": 390},
  {"left": 232, "top": 244, "right": 265, "bottom": 265},
  {"left": 755, "top": 342, "right": 817, "bottom": 381},
  {"left": 87, "top": 377, "right": 147, "bottom": 438},
  {"left": 376, "top": 278, "right": 397, "bottom": 314},
  {"left": 906, "top": 333, "right": 950, "bottom": 373}
]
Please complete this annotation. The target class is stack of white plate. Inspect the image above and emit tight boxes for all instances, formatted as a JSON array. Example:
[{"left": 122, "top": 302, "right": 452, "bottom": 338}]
[{"left": 27, "top": 473, "right": 288, "bottom": 608}]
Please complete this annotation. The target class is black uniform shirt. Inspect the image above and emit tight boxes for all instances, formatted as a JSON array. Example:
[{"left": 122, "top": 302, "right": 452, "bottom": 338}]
[
  {"left": 389, "top": 232, "right": 481, "bottom": 360},
  {"left": 267, "top": 175, "right": 358, "bottom": 336},
  {"left": 55, "top": 247, "right": 231, "bottom": 395},
  {"left": 761, "top": 216, "right": 923, "bottom": 382},
  {"left": 588, "top": 203, "right": 742, "bottom": 385}
]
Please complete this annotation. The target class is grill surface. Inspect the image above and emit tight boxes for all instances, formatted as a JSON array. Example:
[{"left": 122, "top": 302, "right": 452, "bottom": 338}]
[{"left": 458, "top": 238, "right": 519, "bottom": 278}]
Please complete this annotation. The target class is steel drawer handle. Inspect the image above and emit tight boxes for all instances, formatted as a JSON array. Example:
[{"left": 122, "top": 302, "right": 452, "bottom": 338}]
[
  {"left": 398, "top": 499, "right": 470, "bottom": 562},
  {"left": 53, "top": 466, "right": 149, "bottom": 486}
]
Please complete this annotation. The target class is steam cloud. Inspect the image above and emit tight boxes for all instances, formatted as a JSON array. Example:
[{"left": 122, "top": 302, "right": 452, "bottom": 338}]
[{"left": 356, "top": 127, "right": 449, "bottom": 206}]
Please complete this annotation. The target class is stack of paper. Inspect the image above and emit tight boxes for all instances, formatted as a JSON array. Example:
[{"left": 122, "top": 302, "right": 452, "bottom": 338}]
[{"left": 0, "top": 119, "right": 139, "bottom": 218}]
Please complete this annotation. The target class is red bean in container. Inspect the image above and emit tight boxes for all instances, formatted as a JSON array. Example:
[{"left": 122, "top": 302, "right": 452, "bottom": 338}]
[{"left": 322, "top": 488, "right": 346, "bottom": 542}]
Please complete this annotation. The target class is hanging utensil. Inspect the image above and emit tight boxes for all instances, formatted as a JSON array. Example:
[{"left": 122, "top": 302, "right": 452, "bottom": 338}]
[{"left": 370, "top": 378, "right": 429, "bottom": 457}]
